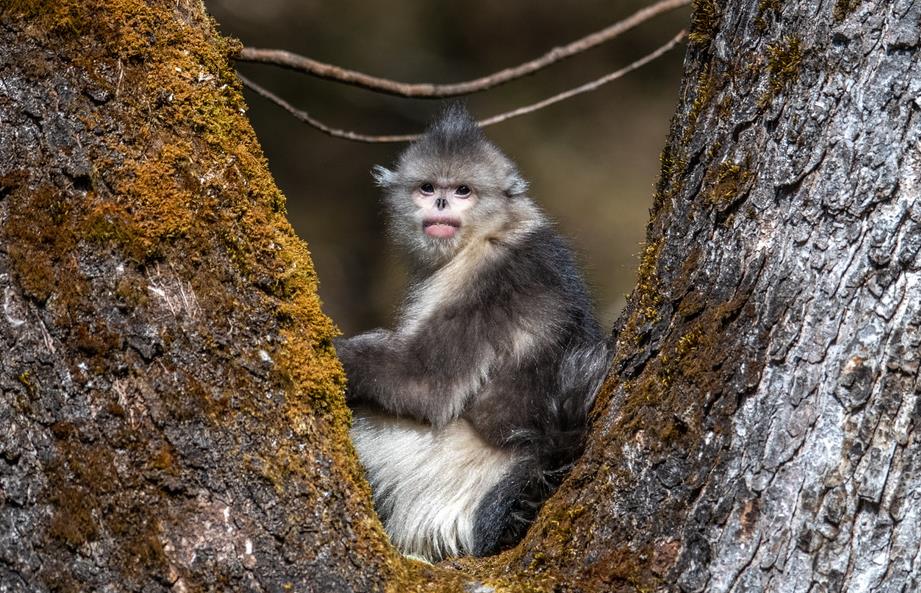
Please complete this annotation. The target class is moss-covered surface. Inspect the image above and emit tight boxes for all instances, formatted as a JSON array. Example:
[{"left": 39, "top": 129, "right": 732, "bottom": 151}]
[
  {"left": 766, "top": 36, "right": 803, "bottom": 96},
  {"left": 688, "top": 0, "right": 721, "bottom": 46},
  {"left": 702, "top": 159, "right": 754, "bottom": 208},
  {"left": 757, "top": 0, "right": 783, "bottom": 13},
  {"left": 0, "top": 1, "right": 415, "bottom": 590},
  {"left": 833, "top": 0, "right": 863, "bottom": 20},
  {"left": 756, "top": 0, "right": 783, "bottom": 30}
]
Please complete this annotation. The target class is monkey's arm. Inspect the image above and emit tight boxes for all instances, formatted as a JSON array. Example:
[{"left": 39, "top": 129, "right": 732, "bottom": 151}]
[
  {"left": 333, "top": 329, "right": 394, "bottom": 401},
  {"left": 335, "top": 316, "right": 496, "bottom": 427}
]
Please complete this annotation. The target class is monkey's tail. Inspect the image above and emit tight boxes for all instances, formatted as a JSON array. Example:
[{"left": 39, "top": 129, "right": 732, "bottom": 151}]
[{"left": 491, "top": 339, "right": 612, "bottom": 551}]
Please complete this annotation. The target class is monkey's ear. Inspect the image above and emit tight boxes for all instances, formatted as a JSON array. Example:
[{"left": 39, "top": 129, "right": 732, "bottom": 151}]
[
  {"left": 504, "top": 172, "right": 529, "bottom": 197},
  {"left": 371, "top": 165, "right": 397, "bottom": 188}
]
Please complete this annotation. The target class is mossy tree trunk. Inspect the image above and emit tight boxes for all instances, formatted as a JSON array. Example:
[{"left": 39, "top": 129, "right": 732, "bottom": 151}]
[
  {"left": 2, "top": 1, "right": 919, "bottom": 593},
  {"left": 498, "top": 0, "right": 921, "bottom": 590},
  {"left": 0, "top": 2, "right": 402, "bottom": 592}
]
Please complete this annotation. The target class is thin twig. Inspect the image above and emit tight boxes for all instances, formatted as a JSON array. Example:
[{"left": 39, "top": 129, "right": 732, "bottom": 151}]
[
  {"left": 237, "top": 74, "right": 419, "bottom": 143},
  {"left": 478, "top": 30, "right": 686, "bottom": 127},
  {"left": 235, "top": 0, "right": 691, "bottom": 98},
  {"left": 238, "top": 30, "right": 687, "bottom": 144}
]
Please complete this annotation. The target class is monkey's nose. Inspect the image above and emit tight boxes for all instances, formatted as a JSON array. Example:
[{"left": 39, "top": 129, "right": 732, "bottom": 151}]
[{"left": 435, "top": 197, "right": 448, "bottom": 210}]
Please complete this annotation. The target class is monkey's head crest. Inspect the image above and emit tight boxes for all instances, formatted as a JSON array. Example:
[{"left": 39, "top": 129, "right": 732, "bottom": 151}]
[
  {"left": 373, "top": 103, "right": 535, "bottom": 268},
  {"left": 371, "top": 103, "right": 529, "bottom": 198}
]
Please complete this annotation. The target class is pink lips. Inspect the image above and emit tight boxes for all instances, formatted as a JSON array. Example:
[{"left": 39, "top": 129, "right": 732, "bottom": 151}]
[{"left": 423, "top": 217, "right": 461, "bottom": 239}]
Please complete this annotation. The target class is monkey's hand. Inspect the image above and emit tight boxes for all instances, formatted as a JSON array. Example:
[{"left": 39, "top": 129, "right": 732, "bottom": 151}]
[{"left": 334, "top": 329, "right": 393, "bottom": 403}]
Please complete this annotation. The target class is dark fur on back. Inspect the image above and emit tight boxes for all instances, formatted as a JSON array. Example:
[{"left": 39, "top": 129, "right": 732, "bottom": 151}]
[
  {"left": 337, "top": 104, "right": 610, "bottom": 560},
  {"left": 455, "top": 226, "right": 610, "bottom": 553}
]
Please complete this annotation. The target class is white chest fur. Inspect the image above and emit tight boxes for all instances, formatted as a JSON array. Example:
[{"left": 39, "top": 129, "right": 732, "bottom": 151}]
[{"left": 350, "top": 405, "right": 518, "bottom": 561}]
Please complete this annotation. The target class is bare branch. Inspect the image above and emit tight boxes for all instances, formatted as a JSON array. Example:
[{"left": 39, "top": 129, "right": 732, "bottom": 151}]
[
  {"left": 235, "top": 0, "right": 691, "bottom": 98},
  {"left": 238, "top": 31, "right": 687, "bottom": 144},
  {"left": 478, "top": 30, "right": 687, "bottom": 127},
  {"left": 237, "top": 73, "right": 418, "bottom": 143}
]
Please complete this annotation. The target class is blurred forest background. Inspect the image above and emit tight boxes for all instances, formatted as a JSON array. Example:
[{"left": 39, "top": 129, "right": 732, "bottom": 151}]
[{"left": 206, "top": 0, "right": 690, "bottom": 335}]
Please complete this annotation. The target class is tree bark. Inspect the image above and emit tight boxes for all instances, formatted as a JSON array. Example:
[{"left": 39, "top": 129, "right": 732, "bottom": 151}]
[
  {"left": 0, "top": 3, "right": 400, "bottom": 592},
  {"left": 2, "top": 1, "right": 919, "bottom": 593},
  {"left": 480, "top": 0, "right": 921, "bottom": 591}
]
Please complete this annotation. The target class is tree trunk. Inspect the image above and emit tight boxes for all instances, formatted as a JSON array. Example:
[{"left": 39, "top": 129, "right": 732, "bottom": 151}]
[
  {"left": 485, "top": 0, "right": 921, "bottom": 591},
  {"left": 2, "top": 1, "right": 919, "bottom": 593},
  {"left": 0, "top": 3, "right": 399, "bottom": 592}
]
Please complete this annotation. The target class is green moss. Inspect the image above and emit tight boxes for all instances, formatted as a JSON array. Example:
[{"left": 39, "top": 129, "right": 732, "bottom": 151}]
[
  {"left": 17, "top": 370, "right": 38, "bottom": 398},
  {"left": 716, "top": 92, "right": 734, "bottom": 119},
  {"left": 1, "top": 0, "right": 85, "bottom": 35},
  {"left": 833, "top": 0, "right": 862, "bottom": 20},
  {"left": 2, "top": 0, "right": 220, "bottom": 62},
  {"left": 675, "top": 328, "right": 703, "bottom": 357},
  {"left": 654, "top": 146, "right": 686, "bottom": 216},
  {"left": 618, "top": 322, "right": 706, "bottom": 444},
  {"left": 767, "top": 37, "right": 803, "bottom": 88},
  {"left": 760, "top": 36, "right": 803, "bottom": 106},
  {"left": 688, "top": 0, "right": 720, "bottom": 46},
  {"left": 526, "top": 504, "right": 586, "bottom": 570},
  {"left": 635, "top": 240, "right": 664, "bottom": 324},
  {"left": 83, "top": 203, "right": 136, "bottom": 246},
  {"left": 703, "top": 160, "right": 753, "bottom": 206},
  {"left": 756, "top": 0, "right": 782, "bottom": 31},
  {"left": 685, "top": 63, "right": 718, "bottom": 143}
]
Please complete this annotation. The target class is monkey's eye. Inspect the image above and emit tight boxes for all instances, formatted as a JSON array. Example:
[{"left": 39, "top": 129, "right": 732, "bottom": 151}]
[
  {"left": 420, "top": 183, "right": 435, "bottom": 195},
  {"left": 455, "top": 185, "right": 471, "bottom": 197}
]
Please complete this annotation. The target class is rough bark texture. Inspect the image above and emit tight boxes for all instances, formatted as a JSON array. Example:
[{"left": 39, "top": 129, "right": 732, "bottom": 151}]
[
  {"left": 2, "top": 0, "right": 919, "bottom": 592},
  {"left": 0, "top": 2, "right": 405, "bottom": 592},
  {"left": 471, "top": 0, "right": 921, "bottom": 591}
]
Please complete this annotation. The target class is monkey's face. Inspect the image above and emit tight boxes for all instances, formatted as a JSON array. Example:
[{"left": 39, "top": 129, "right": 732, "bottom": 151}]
[
  {"left": 395, "top": 161, "right": 517, "bottom": 261},
  {"left": 412, "top": 181, "right": 477, "bottom": 240},
  {"left": 373, "top": 109, "right": 529, "bottom": 269},
  {"left": 376, "top": 156, "right": 528, "bottom": 268}
]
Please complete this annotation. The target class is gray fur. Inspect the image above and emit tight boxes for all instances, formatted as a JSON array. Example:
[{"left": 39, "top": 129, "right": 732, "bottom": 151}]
[{"left": 336, "top": 103, "right": 610, "bottom": 561}]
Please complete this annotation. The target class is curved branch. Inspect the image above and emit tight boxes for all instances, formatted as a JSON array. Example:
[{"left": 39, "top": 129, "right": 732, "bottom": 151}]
[
  {"left": 235, "top": 0, "right": 691, "bottom": 98},
  {"left": 238, "top": 31, "right": 687, "bottom": 144},
  {"left": 237, "top": 74, "right": 419, "bottom": 143},
  {"left": 477, "top": 30, "right": 687, "bottom": 127}
]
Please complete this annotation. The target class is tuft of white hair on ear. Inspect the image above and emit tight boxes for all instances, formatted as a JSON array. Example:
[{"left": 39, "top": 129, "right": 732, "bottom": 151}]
[
  {"left": 505, "top": 173, "right": 529, "bottom": 197},
  {"left": 371, "top": 165, "right": 397, "bottom": 188}
]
